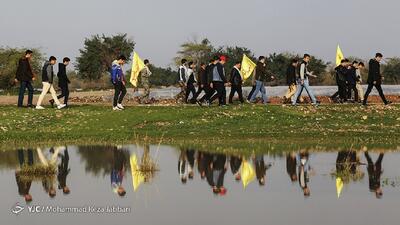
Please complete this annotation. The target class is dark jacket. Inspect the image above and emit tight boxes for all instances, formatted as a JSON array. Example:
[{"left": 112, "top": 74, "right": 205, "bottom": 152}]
[
  {"left": 229, "top": 67, "right": 242, "bottom": 86},
  {"left": 208, "top": 63, "right": 227, "bottom": 83},
  {"left": 368, "top": 59, "right": 381, "bottom": 84},
  {"left": 286, "top": 64, "right": 297, "bottom": 85},
  {"left": 198, "top": 67, "right": 207, "bottom": 86},
  {"left": 16, "top": 58, "right": 34, "bottom": 82},
  {"left": 254, "top": 62, "right": 273, "bottom": 82},
  {"left": 41, "top": 61, "right": 54, "bottom": 83},
  {"left": 335, "top": 65, "right": 348, "bottom": 83},
  {"left": 205, "top": 64, "right": 214, "bottom": 85},
  {"left": 57, "top": 63, "right": 70, "bottom": 87},
  {"left": 346, "top": 66, "right": 357, "bottom": 85}
]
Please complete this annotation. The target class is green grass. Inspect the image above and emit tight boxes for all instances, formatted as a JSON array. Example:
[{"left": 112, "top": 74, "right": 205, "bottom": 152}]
[{"left": 0, "top": 104, "right": 399, "bottom": 153}]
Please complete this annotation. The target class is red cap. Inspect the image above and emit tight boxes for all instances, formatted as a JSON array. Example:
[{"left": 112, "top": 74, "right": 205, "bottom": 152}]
[{"left": 219, "top": 55, "right": 227, "bottom": 62}]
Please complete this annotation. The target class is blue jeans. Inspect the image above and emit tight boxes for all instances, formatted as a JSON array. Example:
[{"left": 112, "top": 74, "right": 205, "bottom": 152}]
[
  {"left": 17, "top": 81, "right": 34, "bottom": 107},
  {"left": 250, "top": 80, "right": 267, "bottom": 103},
  {"left": 292, "top": 78, "right": 317, "bottom": 105}
]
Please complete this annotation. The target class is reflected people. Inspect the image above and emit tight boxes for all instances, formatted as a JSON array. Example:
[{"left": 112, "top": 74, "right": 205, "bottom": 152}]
[
  {"left": 206, "top": 153, "right": 228, "bottom": 196},
  {"left": 57, "top": 147, "right": 71, "bottom": 195},
  {"left": 15, "top": 149, "right": 34, "bottom": 202},
  {"left": 297, "top": 151, "right": 311, "bottom": 197},
  {"left": 230, "top": 155, "right": 242, "bottom": 181},
  {"left": 111, "top": 146, "right": 127, "bottom": 197},
  {"left": 365, "top": 151, "right": 384, "bottom": 198},
  {"left": 286, "top": 152, "right": 298, "bottom": 182},
  {"left": 254, "top": 154, "right": 271, "bottom": 186}
]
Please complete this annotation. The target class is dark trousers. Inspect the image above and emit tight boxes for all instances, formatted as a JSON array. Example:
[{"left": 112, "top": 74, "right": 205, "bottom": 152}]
[
  {"left": 203, "top": 85, "right": 216, "bottom": 102},
  {"left": 363, "top": 82, "right": 388, "bottom": 104},
  {"left": 192, "top": 86, "right": 206, "bottom": 102},
  {"left": 185, "top": 83, "right": 196, "bottom": 103},
  {"left": 113, "top": 82, "right": 127, "bottom": 107},
  {"left": 247, "top": 85, "right": 256, "bottom": 101},
  {"left": 17, "top": 81, "right": 34, "bottom": 107},
  {"left": 18, "top": 149, "right": 33, "bottom": 166},
  {"left": 338, "top": 81, "right": 347, "bottom": 101},
  {"left": 229, "top": 85, "right": 244, "bottom": 103},
  {"left": 210, "top": 82, "right": 226, "bottom": 106},
  {"left": 57, "top": 85, "right": 70, "bottom": 105},
  {"left": 347, "top": 83, "right": 358, "bottom": 101}
]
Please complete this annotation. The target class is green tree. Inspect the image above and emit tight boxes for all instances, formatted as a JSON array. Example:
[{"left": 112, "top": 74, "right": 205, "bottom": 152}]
[
  {"left": 76, "top": 34, "right": 135, "bottom": 80},
  {"left": 382, "top": 57, "right": 400, "bottom": 84},
  {"left": 0, "top": 47, "right": 43, "bottom": 89},
  {"left": 174, "top": 38, "right": 214, "bottom": 66}
]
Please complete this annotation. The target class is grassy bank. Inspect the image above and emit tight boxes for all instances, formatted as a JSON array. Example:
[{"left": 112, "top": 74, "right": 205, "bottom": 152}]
[{"left": 0, "top": 104, "right": 399, "bottom": 152}]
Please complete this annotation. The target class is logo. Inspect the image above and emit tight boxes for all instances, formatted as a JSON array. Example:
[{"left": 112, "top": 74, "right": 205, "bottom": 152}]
[{"left": 11, "top": 203, "right": 25, "bottom": 215}]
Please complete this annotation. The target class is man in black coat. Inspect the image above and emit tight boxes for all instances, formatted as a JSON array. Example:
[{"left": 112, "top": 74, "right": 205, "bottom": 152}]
[
  {"left": 228, "top": 61, "right": 244, "bottom": 104},
  {"left": 51, "top": 57, "right": 71, "bottom": 106},
  {"left": 363, "top": 53, "right": 391, "bottom": 106},
  {"left": 334, "top": 59, "right": 350, "bottom": 103},
  {"left": 283, "top": 59, "right": 298, "bottom": 103},
  {"left": 15, "top": 50, "right": 35, "bottom": 108}
]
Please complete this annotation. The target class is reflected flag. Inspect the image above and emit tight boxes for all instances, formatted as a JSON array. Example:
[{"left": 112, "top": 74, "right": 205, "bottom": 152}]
[
  {"left": 130, "top": 153, "right": 145, "bottom": 192},
  {"left": 241, "top": 159, "right": 255, "bottom": 189},
  {"left": 241, "top": 54, "right": 256, "bottom": 81},
  {"left": 336, "top": 45, "right": 345, "bottom": 66},
  {"left": 130, "top": 52, "right": 145, "bottom": 88},
  {"left": 336, "top": 177, "right": 344, "bottom": 198}
]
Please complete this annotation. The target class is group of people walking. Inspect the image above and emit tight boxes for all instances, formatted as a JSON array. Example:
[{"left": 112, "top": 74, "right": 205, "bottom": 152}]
[
  {"left": 14, "top": 50, "right": 393, "bottom": 110},
  {"left": 15, "top": 50, "right": 71, "bottom": 109},
  {"left": 331, "top": 53, "right": 392, "bottom": 105}
]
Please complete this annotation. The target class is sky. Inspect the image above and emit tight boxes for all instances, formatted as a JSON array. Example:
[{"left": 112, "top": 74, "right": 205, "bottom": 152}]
[{"left": 1, "top": 0, "right": 399, "bottom": 68}]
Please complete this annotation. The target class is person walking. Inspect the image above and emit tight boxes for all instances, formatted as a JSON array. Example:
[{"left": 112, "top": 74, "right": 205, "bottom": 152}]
[
  {"left": 228, "top": 61, "right": 244, "bottom": 104},
  {"left": 209, "top": 56, "right": 228, "bottom": 106},
  {"left": 249, "top": 56, "right": 274, "bottom": 104},
  {"left": 140, "top": 59, "right": 152, "bottom": 104},
  {"left": 185, "top": 61, "right": 197, "bottom": 104},
  {"left": 36, "top": 56, "right": 66, "bottom": 109},
  {"left": 111, "top": 55, "right": 127, "bottom": 110},
  {"left": 192, "top": 63, "right": 207, "bottom": 104},
  {"left": 15, "top": 50, "right": 35, "bottom": 108},
  {"left": 291, "top": 54, "right": 318, "bottom": 106},
  {"left": 355, "top": 62, "right": 365, "bottom": 103},
  {"left": 50, "top": 57, "right": 71, "bottom": 107},
  {"left": 283, "top": 59, "right": 299, "bottom": 104},
  {"left": 176, "top": 59, "right": 188, "bottom": 102},
  {"left": 363, "top": 53, "right": 391, "bottom": 106}
]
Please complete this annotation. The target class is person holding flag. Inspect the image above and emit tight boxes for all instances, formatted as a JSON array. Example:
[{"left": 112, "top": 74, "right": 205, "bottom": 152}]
[{"left": 111, "top": 55, "right": 127, "bottom": 111}]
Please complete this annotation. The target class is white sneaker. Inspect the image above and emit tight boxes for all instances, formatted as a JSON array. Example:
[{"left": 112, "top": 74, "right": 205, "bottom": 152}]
[
  {"left": 57, "top": 104, "right": 67, "bottom": 109},
  {"left": 117, "top": 104, "right": 124, "bottom": 110},
  {"left": 113, "top": 107, "right": 122, "bottom": 111},
  {"left": 36, "top": 105, "right": 45, "bottom": 110}
]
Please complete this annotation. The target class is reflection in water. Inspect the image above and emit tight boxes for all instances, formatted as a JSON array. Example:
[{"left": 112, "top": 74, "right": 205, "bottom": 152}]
[
  {"left": 0, "top": 146, "right": 395, "bottom": 204},
  {"left": 365, "top": 152, "right": 384, "bottom": 198}
]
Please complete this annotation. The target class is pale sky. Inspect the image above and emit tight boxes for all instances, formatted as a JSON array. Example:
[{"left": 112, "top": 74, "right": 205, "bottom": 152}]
[{"left": 1, "top": 0, "right": 399, "bottom": 67}]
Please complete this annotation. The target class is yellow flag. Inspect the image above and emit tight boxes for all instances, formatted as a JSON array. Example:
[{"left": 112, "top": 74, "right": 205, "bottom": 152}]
[
  {"left": 241, "top": 54, "right": 256, "bottom": 81},
  {"left": 130, "top": 52, "right": 145, "bottom": 88},
  {"left": 241, "top": 160, "right": 255, "bottom": 189},
  {"left": 130, "top": 154, "right": 144, "bottom": 192},
  {"left": 336, "top": 45, "right": 345, "bottom": 66},
  {"left": 336, "top": 177, "right": 344, "bottom": 198}
]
